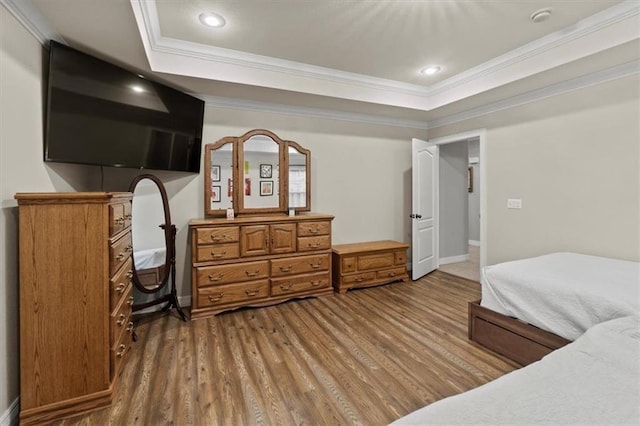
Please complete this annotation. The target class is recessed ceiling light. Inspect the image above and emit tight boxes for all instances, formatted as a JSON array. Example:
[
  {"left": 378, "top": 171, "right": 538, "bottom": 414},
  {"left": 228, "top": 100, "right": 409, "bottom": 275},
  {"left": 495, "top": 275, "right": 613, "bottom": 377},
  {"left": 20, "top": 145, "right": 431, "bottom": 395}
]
[
  {"left": 531, "top": 8, "right": 552, "bottom": 23},
  {"left": 131, "top": 85, "right": 144, "bottom": 93},
  {"left": 420, "top": 66, "right": 442, "bottom": 76},
  {"left": 199, "top": 12, "right": 226, "bottom": 28}
]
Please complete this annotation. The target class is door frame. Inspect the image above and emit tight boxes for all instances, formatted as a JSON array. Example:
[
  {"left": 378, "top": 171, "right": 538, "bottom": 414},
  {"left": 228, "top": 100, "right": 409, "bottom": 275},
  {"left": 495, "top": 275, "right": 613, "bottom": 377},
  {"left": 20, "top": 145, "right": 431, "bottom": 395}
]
[{"left": 427, "top": 129, "right": 487, "bottom": 269}]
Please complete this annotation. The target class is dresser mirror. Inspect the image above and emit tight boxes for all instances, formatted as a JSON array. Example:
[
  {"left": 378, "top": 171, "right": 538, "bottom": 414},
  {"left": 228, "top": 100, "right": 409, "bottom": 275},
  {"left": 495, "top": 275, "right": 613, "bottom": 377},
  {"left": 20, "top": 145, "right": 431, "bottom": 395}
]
[
  {"left": 204, "top": 139, "right": 235, "bottom": 216},
  {"left": 204, "top": 129, "right": 311, "bottom": 217},
  {"left": 287, "top": 143, "right": 310, "bottom": 210},
  {"left": 129, "top": 174, "right": 186, "bottom": 320}
]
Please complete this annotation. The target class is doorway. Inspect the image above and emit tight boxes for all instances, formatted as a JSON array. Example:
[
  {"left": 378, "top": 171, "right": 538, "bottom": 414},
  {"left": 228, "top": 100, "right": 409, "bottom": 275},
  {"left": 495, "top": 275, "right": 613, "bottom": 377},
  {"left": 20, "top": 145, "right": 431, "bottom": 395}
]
[{"left": 411, "top": 129, "right": 486, "bottom": 281}]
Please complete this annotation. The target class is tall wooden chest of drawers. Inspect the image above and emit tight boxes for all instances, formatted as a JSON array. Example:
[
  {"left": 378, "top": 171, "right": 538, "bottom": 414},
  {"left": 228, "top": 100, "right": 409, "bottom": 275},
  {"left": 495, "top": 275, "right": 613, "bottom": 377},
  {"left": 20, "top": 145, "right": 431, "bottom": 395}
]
[
  {"left": 15, "top": 192, "right": 134, "bottom": 425},
  {"left": 189, "top": 214, "right": 334, "bottom": 318},
  {"left": 332, "top": 240, "right": 410, "bottom": 293}
]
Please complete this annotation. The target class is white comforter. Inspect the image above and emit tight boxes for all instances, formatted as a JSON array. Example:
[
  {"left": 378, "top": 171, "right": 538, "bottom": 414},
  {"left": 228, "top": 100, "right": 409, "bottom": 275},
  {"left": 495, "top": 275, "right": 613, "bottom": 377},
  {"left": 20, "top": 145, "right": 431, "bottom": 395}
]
[
  {"left": 481, "top": 252, "right": 639, "bottom": 340},
  {"left": 392, "top": 315, "right": 640, "bottom": 425}
]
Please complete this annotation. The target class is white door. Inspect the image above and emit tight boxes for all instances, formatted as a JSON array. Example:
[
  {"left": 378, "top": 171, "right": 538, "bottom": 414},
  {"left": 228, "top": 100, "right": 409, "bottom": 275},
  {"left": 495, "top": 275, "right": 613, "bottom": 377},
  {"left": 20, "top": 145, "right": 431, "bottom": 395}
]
[{"left": 411, "top": 138, "right": 438, "bottom": 280}]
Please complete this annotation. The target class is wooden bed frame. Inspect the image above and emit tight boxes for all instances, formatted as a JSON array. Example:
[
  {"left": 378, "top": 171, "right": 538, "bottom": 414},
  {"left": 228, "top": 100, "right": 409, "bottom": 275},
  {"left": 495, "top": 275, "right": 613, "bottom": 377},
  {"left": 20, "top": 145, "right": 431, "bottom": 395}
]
[{"left": 468, "top": 300, "right": 571, "bottom": 366}]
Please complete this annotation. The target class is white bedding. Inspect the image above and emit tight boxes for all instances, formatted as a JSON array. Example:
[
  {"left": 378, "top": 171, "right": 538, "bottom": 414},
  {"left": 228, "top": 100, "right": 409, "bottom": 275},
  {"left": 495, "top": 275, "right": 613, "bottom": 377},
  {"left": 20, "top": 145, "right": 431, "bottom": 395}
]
[
  {"left": 392, "top": 315, "right": 640, "bottom": 425},
  {"left": 481, "top": 252, "right": 639, "bottom": 341},
  {"left": 134, "top": 247, "right": 166, "bottom": 270}
]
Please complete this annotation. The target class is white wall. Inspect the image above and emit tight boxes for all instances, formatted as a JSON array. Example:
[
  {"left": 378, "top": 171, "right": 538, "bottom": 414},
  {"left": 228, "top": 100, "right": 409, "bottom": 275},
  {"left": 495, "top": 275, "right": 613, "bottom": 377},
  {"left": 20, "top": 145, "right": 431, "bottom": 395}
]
[
  {"left": 430, "top": 75, "right": 640, "bottom": 264},
  {"left": 439, "top": 141, "right": 469, "bottom": 259}
]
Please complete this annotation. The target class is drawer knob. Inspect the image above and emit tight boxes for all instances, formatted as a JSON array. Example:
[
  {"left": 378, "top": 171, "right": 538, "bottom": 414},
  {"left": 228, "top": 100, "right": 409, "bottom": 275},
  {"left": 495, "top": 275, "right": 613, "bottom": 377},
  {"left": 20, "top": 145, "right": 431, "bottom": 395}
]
[
  {"left": 355, "top": 276, "right": 365, "bottom": 282},
  {"left": 210, "top": 234, "right": 225, "bottom": 242},
  {"left": 310, "top": 280, "right": 321, "bottom": 287},
  {"left": 388, "top": 272, "right": 396, "bottom": 277},
  {"left": 126, "top": 270, "right": 133, "bottom": 279},
  {"left": 125, "top": 244, "right": 133, "bottom": 252},
  {"left": 115, "top": 217, "right": 125, "bottom": 225},
  {"left": 279, "top": 283, "right": 293, "bottom": 292},
  {"left": 116, "top": 313, "right": 126, "bottom": 326},
  {"left": 310, "top": 262, "right": 321, "bottom": 269},
  {"left": 309, "top": 228, "right": 319, "bottom": 234},
  {"left": 245, "top": 289, "right": 260, "bottom": 297},
  {"left": 126, "top": 322, "right": 134, "bottom": 333},
  {"left": 125, "top": 214, "right": 132, "bottom": 220},
  {"left": 116, "top": 344, "right": 126, "bottom": 358},
  {"left": 308, "top": 242, "right": 321, "bottom": 248},
  {"left": 211, "top": 251, "right": 226, "bottom": 259},
  {"left": 208, "top": 293, "right": 224, "bottom": 302},
  {"left": 245, "top": 270, "right": 260, "bottom": 277},
  {"left": 116, "top": 283, "right": 126, "bottom": 293},
  {"left": 208, "top": 273, "right": 225, "bottom": 282},
  {"left": 128, "top": 296, "right": 134, "bottom": 306},
  {"left": 279, "top": 265, "right": 292, "bottom": 272},
  {"left": 117, "top": 253, "right": 126, "bottom": 261}
]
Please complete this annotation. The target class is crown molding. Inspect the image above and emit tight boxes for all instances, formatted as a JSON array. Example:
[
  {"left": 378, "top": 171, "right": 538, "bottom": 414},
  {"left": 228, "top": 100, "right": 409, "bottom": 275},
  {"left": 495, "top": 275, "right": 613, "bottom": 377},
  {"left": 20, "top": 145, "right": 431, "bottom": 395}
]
[
  {"left": 132, "top": 0, "right": 639, "bottom": 110},
  {"left": 426, "top": 1, "right": 640, "bottom": 97},
  {"left": 427, "top": 60, "right": 640, "bottom": 129},
  {"left": 0, "top": 0, "right": 63, "bottom": 45},
  {"left": 200, "top": 95, "right": 430, "bottom": 130}
]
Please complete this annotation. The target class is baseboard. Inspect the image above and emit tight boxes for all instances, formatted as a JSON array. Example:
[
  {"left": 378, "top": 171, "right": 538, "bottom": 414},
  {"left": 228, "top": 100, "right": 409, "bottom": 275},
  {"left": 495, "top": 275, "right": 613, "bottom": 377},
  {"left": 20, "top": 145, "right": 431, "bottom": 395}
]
[
  {"left": 468, "top": 240, "right": 480, "bottom": 247},
  {"left": 0, "top": 397, "right": 19, "bottom": 426},
  {"left": 439, "top": 254, "right": 470, "bottom": 265}
]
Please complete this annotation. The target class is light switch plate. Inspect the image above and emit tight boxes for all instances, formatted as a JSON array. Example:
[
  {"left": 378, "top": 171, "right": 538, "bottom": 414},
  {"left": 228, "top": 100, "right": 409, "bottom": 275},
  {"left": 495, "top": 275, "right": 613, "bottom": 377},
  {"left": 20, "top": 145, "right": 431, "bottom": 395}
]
[{"left": 507, "top": 198, "right": 522, "bottom": 209}]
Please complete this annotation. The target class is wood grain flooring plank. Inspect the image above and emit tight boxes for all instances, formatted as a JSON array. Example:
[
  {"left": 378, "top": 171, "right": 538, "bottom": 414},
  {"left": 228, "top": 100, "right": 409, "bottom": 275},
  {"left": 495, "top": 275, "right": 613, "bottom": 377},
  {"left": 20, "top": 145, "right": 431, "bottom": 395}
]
[{"left": 58, "top": 271, "right": 518, "bottom": 425}]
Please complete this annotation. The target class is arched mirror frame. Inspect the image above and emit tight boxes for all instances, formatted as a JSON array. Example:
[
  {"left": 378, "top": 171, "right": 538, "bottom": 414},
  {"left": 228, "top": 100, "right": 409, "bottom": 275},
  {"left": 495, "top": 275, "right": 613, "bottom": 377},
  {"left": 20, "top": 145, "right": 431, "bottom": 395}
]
[
  {"left": 237, "top": 129, "right": 286, "bottom": 215},
  {"left": 204, "top": 129, "right": 311, "bottom": 217},
  {"left": 128, "top": 174, "right": 186, "bottom": 321}
]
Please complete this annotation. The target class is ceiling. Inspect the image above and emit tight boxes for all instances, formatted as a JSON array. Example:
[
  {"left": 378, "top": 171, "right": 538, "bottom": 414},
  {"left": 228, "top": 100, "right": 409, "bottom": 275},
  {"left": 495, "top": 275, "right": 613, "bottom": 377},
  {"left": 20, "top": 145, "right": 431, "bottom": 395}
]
[{"left": 6, "top": 0, "right": 640, "bottom": 126}]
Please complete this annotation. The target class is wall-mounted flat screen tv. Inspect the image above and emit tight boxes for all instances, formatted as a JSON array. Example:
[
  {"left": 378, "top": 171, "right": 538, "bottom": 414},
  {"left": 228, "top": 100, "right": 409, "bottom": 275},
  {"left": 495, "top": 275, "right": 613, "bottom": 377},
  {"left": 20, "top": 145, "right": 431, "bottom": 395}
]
[{"left": 45, "top": 41, "right": 204, "bottom": 173}]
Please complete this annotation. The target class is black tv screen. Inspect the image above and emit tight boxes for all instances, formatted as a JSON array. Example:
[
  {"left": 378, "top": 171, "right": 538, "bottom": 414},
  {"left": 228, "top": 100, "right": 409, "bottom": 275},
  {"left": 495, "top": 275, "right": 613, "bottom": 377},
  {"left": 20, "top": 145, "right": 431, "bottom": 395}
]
[{"left": 45, "top": 41, "right": 204, "bottom": 173}]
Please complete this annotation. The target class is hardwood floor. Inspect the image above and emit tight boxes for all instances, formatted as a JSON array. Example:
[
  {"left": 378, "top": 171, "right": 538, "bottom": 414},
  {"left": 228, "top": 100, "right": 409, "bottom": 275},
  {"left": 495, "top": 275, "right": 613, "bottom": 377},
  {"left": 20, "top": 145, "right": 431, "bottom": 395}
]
[{"left": 57, "top": 271, "right": 518, "bottom": 425}]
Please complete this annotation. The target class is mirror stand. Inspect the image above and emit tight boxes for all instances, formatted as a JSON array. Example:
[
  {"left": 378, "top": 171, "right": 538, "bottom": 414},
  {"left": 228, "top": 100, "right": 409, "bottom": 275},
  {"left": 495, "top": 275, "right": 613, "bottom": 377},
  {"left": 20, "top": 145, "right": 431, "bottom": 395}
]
[
  {"left": 132, "top": 224, "right": 186, "bottom": 321},
  {"left": 129, "top": 174, "right": 187, "bottom": 322}
]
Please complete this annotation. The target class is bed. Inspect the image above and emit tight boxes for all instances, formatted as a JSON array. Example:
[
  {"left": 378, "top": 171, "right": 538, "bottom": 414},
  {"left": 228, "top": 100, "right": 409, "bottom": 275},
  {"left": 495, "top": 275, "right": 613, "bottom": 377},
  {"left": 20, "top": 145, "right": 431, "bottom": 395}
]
[
  {"left": 134, "top": 247, "right": 167, "bottom": 288},
  {"left": 393, "top": 314, "right": 640, "bottom": 425},
  {"left": 469, "top": 252, "right": 639, "bottom": 365}
]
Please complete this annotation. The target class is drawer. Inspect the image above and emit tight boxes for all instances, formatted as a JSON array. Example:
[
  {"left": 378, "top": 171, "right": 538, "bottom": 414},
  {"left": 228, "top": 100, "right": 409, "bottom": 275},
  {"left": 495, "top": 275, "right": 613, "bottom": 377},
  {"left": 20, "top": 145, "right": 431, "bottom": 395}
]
[
  {"left": 110, "top": 284, "right": 133, "bottom": 344},
  {"left": 196, "top": 243, "right": 240, "bottom": 262},
  {"left": 123, "top": 201, "right": 132, "bottom": 229},
  {"left": 357, "top": 252, "right": 394, "bottom": 271},
  {"left": 197, "top": 280, "right": 269, "bottom": 308},
  {"left": 271, "top": 253, "right": 330, "bottom": 277},
  {"left": 196, "top": 227, "right": 239, "bottom": 245},
  {"left": 297, "top": 221, "right": 331, "bottom": 237},
  {"left": 376, "top": 267, "right": 406, "bottom": 281},
  {"left": 110, "top": 232, "right": 132, "bottom": 276},
  {"left": 110, "top": 257, "right": 133, "bottom": 312},
  {"left": 109, "top": 203, "right": 126, "bottom": 236},
  {"left": 341, "top": 256, "right": 356, "bottom": 273},
  {"left": 196, "top": 261, "right": 269, "bottom": 286},
  {"left": 271, "top": 272, "right": 330, "bottom": 296},
  {"left": 111, "top": 323, "right": 133, "bottom": 380},
  {"left": 342, "top": 272, "right": 376, "bottom": 285},
  {"left": 298, "top": 235, "right": 331, "bottom": 252},
  {"left": 395, "top": 250, "right": 407, "bottom": 265}
]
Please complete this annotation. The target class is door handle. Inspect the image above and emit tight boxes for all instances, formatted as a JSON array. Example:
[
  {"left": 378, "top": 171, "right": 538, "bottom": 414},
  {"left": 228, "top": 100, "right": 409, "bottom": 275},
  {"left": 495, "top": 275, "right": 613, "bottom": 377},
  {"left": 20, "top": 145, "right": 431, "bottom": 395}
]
[{"left": 409, "top": 214, "right": 422, "bottom": 219}]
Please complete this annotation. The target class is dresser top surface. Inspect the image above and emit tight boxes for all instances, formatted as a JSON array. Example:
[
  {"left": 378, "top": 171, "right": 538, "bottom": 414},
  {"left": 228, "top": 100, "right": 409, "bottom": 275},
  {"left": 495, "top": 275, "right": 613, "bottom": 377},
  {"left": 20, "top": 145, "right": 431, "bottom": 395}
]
[
  {"left": 332, "top": 240, "right": 409, "bottom": 255},
  {"left": 189, "top": 213, "right": 334, "bottom": 227},
  {"left": 15, "top": 192, "right": 132, "bottom": 204}
]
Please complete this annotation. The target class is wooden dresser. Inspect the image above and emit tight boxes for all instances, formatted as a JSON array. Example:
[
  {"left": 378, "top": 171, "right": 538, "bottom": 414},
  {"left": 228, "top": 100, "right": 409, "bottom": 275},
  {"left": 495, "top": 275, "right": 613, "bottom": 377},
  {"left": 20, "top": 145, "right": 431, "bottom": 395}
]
[
  {"left": 332, "top": 240, "right": 410, "bottom": 293},
  {"left": 189, "top": 214, "right": 334, "bottom": 318},
  {"left": 15, "top": 192, "right": 135, "bottom": 425}
]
